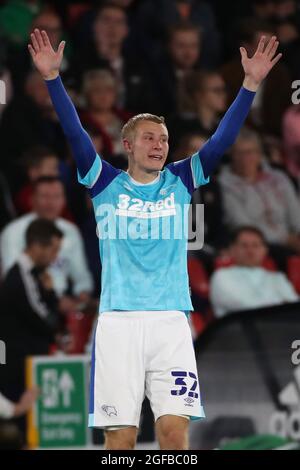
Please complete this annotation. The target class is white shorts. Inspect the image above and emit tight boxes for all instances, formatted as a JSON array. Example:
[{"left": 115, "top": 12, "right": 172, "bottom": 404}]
[{"left": 88, "top": 310, "right": 205, "bottom": 429}]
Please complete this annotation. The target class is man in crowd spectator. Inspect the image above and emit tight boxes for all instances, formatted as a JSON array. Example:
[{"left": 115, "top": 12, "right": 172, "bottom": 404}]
[
  {"left": 220, "top": 18, "right": 291, "bottom": 135},
  {"left": 7, "top": 7, "right": 69, "bottom": 95},
  {"left": 0, "top": 219, "right": 62, "bottom": 410},
  {"left": 0, "top": 389, "right": 38, "bottom": 420},
  {"left": 0, "top": 176, "right": 94, "bottom": 312},
  {"left": 135, "top": 0, "right": 220, "bottom": 67},
  {"left": 218, "top": 127, "right": 300, "bottom": 269},
  {"left": 69, "top": 2, "right": 154, "bottom": 113},
  {"left": 152, "top": 22, "right": 202, "bottom": 116},
  {"left": 210, "top": 226, "right": 298, "bottom": 317},
  {"left": 0, "top": 171, "right": 15, "bottom": 231},
  {"left": 0, "top": 70, "right": 67, "bottom": 189}
]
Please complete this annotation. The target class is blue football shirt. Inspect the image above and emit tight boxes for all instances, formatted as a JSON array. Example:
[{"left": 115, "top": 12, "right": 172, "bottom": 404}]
[{"left": 78, "top": 154, "right": 209, "bottom": 313}]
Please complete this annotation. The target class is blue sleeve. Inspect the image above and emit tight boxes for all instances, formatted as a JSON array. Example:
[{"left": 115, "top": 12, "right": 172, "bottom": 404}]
[
  {"left": 45, "top": 75, "right": 119, "bottom": 191},
  {"left": 199, "top": 86, "right": 256, "bottom": 179},
  {"left": 167, "top": 86, "right": 255, "bottom": 194}
]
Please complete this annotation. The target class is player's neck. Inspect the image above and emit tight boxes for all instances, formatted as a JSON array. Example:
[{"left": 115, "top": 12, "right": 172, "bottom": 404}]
[{"left": 127, "top": 168, "right": 159, "bottom": 184}]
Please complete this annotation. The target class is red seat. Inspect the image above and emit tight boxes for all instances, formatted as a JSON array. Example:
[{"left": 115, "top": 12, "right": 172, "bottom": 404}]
[
  {"left": 187, "top": 257, "right": 209, "bottom": 299},
  {"left": 262, "top": 256, "right": 277, "bottom": 271},
  {"left": 214, "top": 255, "right": 233, "bottom": 270},
  {"left": 287, "top": 255, "right": 300, "bottom": 294},
  {"left": 65, "top": 311, "right": 95, "bottom": 354},
  {"left": 214, "top": 255, "right": 277, "bottom": 271}
]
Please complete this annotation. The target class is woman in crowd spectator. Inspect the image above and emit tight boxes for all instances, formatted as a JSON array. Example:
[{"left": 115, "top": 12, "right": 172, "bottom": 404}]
[
  {"left": 169, "top": 70, "right": 227, "bottom": 148},
  {"left": 282, "top": 103, "right": 300, "bottom": 188},
  {"left": 80, "top": 69, "right": 131, "bottom": 165}
]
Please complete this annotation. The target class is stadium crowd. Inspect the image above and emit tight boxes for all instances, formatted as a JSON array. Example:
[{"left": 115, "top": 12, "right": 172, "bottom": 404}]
[{"left": 0, "top": 0, "right": 300, "bottom": 446}]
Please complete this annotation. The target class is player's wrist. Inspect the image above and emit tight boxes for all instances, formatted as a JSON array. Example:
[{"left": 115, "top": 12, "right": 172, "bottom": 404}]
[
  {"left": 242, "top": 75, "right": 260, "bottom": 92},
  {"left": 43, "top": 70, "right": 60, "bottom": 81}
]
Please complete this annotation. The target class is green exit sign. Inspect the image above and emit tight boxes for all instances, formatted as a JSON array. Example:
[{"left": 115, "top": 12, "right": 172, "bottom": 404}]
[{"left": 26, "top": 355, "right": 91, "bottom": 448}]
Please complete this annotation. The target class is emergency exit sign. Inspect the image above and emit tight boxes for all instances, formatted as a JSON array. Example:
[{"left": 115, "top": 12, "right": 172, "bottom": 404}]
[{"left": 26, "top": 355, "right": 90, "bottom": 448}]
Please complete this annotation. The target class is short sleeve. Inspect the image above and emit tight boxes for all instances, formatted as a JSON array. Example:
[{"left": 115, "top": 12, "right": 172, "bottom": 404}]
[{"left": 166, "top": 154, "right": 210, "bottom": 195}]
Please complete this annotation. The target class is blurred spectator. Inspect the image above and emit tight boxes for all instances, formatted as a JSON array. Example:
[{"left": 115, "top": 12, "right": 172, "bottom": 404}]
[
  {"left": 210, "top": 226, "right": 298, "bottom": 317},
  {"left": 0, "top": 219, "right": 62, "bottom": 431},
  {"left": 0, "top": 171, "right": 16, "bottom": 231},
  {"left": 152, "top": 23, "right": 202, "bottom": 115},
  {"left": 0, "top": 40, "right": 13, "bottom": 118},
  {"left": 169, "top": 70, "right": 227, "bottom": 148},
  {"left": 69, "top": 2, "right": 154, "bottom": 113},
  {"left": 0, "top": 176, "right": 94, "bottom": 309},
  {"left": 218, "top": 128, "right": 300, "bottom": 269},
  {"left": 135, "top": 0, "right": 220, "bottom": 67},
  {"left": 0, "top": 70, "right": 66, "bottom": 189},
  {"left": 251, "top": 0, "right": 276, "bottom": 20},
  {"left": 282, "top": 104, "right": 300, "bottom": 184},
  {"left": 220, "top": 18, "right": 291, "bottom": 136},
  {"left": 0, "top": 0, "right": 41, "bottom": 48},
  {"left": 14, "top": 146, "right": 59, "bottom": 215},
  {"left": 273, "top": 0, "right": 300, "bottom": 21},
  {"left": 7, "top": 7, "right": 70, "bottom": 95},
  {"left": 0, "top": 389, "right": 38, "bottom": 420},
  {"left": 276, "top": 16, "right": 300, "bottom": 79},
  {"left": 80, "top": 69, "right": 130, "bottom": 163}
]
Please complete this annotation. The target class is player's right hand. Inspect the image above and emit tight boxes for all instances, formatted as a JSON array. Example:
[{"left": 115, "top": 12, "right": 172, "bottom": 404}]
[{"left": 28, "top": 28, "right": 65, "bottom": 80}]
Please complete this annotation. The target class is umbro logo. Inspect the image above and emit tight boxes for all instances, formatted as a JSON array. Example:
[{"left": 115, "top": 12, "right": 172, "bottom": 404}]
[
  {"left": 184, "top": 397, "right": 195, "bottom": 405},
  {"left": 102, "top": 405, "right": 118, "bottom": 417},
  {"left": 159, "top": 184, "right": 176, "bottom": 196},
  {"left": 123, "top": 183, "right": 133, "bottom": 192}
]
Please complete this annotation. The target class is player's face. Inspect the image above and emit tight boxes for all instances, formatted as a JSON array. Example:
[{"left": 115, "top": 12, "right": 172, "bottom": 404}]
[
  {"left": 33, "top": 182, "right": 65, "bottom": 220},
  {"left": 126, "top": 121, "right": 169, "bottom": 173},
  {"left": 231, "top": 232, "right": 267, "bottom": 267}
]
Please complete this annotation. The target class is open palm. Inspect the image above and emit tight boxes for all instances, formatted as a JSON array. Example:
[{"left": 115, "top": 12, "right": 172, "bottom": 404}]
[
  {"left": 240, "top": 36, "right": 282, "bottom": 85},
  {"left": 28, "top": 28, "right": 65, "bottom": 79}
]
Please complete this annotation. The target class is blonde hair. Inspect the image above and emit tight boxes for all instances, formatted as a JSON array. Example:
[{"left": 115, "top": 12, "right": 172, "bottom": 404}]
[
  {"left": 82, "top": 69, "right": 117, "bottom": 96},
  {"left": 121, "top": 113, "right": 166, "bottom": 142}
]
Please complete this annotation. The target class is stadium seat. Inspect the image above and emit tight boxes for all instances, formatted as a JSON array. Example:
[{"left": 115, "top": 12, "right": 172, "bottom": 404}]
[
  {"left": 214, "top": 255, "right": 277, "bottom": 271},
  {"left": 187, "top": 256, "right": 209, "bottom": 299},
  {"left": 65, "top": 311, "right": 95, "bottom": 354},
  {"left": 287, "top": 255, "right": 300, "bottom": 294}
]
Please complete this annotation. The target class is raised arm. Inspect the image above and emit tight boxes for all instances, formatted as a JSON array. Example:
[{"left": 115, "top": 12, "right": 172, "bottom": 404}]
[
  {"left": 200, "top": 35, "right": 282, "bottom": 179},
  {"left": 28, "top": 29, "right": 97, "bottom": 182}
]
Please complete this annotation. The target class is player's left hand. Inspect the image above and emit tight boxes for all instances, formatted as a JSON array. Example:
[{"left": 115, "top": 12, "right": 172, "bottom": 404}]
[{"left": 240, "top": 35, "right": 282, "bottom": 91}]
